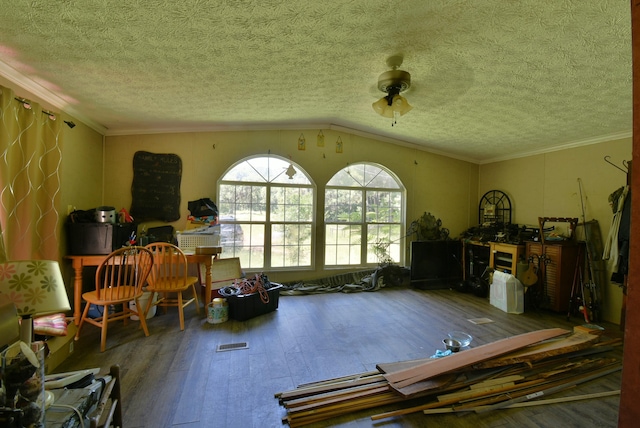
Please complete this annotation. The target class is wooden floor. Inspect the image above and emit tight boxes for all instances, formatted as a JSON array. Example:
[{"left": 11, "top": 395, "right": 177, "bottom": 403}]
[{"left": 58, "top": 285, "right": 623, "bottom": 428}]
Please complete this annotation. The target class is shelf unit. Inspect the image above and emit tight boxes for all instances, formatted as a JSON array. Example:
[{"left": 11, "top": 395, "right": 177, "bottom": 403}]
[
  {"left": 526, "top": 241, "right": 583, "bottom": 313},
  {"left": 489, "top": 242, "right": 525, "bottom": 275}
]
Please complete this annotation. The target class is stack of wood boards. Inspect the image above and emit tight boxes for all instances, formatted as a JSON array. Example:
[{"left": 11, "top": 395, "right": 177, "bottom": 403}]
[{"left": 275, "top": 328, "right": 622, "bottom": 427}]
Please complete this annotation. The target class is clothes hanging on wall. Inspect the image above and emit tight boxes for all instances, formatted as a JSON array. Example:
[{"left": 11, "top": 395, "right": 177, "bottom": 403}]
[{"left": 603, "top": 185, "right": 630, "bottom": 283}]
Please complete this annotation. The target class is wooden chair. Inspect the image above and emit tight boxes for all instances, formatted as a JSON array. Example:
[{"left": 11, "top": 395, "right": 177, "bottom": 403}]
[
  {"left": 144, "top": 242, "right": 200, "bottom": 330},
  {"left": 75, "top": 246, "right": 154, "bottom": 352}
]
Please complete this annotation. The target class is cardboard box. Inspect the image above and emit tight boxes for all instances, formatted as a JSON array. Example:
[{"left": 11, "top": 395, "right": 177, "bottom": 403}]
[
  {"left": 490, "top": 271, "right": 524, "bottom": 314},
  {"left": 67, "top": 222, "right": 137, "bottom": 255},
  {"left": 45, "top": 322, "right": 77, "bottom": 374},
  {"left": 226, "top": 285, "right": 282, "bottom": 321}
]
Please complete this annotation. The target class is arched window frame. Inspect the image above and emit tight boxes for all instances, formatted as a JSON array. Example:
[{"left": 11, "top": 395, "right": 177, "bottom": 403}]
[
  {"left": 217, "top": 155, "right": 316, "bottom": 271},
  {"left": 324, "top": 162, "right": 406, "bottom": 268}
]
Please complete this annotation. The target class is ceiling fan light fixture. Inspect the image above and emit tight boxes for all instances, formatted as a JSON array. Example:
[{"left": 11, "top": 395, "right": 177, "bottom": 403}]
[
  {"left": 372, "top": 57, "right": 412, "bottom": 123},
  {"left": 392, "top": 94, "right": 413, "bottom": 116},
  {"left": 372, "top": 97, "right": 394, "bottom": 118}
]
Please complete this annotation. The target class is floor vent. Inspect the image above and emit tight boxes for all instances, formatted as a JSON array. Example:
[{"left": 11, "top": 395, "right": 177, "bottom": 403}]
[{"left": 216, "top": 342, "right": 249, "bottom": 352}]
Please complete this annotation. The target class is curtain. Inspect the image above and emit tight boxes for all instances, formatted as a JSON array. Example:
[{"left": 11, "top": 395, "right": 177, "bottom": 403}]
[{"left": 0, "top": 84, "right": 63, "bottom": 260}]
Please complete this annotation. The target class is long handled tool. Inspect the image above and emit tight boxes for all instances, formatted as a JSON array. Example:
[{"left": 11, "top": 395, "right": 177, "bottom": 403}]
[
  {"left": 567, "top": 246, "right": 587, "bottom": 321},
  {"left": 577, "top": 178, "right": 600, "bottom": 322}
]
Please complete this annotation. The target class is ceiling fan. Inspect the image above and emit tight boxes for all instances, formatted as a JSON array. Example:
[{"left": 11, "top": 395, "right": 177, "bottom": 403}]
[{"left": 372, "top": 55, "right": 413, "bottom": 125}]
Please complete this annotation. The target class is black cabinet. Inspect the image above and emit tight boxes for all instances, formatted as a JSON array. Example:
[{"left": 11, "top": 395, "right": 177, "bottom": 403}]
[{"left": 410, "top": 240, "right": 463, "bottom": 289}]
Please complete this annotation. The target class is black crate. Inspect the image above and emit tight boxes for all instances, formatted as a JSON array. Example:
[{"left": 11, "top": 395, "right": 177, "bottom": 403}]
[
  {"left": 67, "top": 223, "right": 137, "bottom": 255},
  {"left": 226, "top": 284, "right": 282, "bottom": 321}
]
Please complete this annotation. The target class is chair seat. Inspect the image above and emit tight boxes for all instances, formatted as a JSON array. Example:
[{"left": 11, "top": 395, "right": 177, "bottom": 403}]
[
  {"left": 144, "top": 243, "right": 201, "bottom": 331},
  {"left": 82, "top": 287, "right": 142, "bottom": 305},
  {"left": 147, "top": 275, "right": 199, "bottom": 292},
  {"left": 75, "top": 246, "right": 154, "bottom": 352}
]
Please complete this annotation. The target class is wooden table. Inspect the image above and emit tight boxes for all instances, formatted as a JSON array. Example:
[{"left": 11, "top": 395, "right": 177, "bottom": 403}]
[{"left": 65, "top": 247, "right": 222, "bottom": 324}]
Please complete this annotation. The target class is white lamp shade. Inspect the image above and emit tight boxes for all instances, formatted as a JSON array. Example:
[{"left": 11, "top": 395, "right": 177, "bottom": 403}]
[
  {"left": 372, "top": 95, "right": 413, "bottom": 118},
  {"left": 392, "top": 95, "right": 413, "bottom": 116},
  {"left": 0, "top": 260, "right": 71, "bottom": 317},
  {"left": 372, "top": 97, "right": 395, "bottom": 118}
]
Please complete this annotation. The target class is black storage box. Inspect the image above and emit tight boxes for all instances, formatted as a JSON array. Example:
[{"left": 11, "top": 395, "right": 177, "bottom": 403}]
[
  {"left": 67, "top": 223, "right": 137, "bottom": 255},
  {"left": 226, "top": 284, "right": 282, "bottom": 321}
]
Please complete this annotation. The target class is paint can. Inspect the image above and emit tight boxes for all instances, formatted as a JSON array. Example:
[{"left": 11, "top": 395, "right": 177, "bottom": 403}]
[{"left": 207, "top": 298, "right": 228, "bottom": 324}]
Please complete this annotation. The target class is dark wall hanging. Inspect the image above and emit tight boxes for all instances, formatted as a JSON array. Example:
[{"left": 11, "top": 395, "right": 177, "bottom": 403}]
[{"left": 130, "top": 151, "right": 182, "bottom": 222}]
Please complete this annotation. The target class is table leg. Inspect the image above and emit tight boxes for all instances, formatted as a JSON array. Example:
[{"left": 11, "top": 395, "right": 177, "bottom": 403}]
[
  {"left": 71, "top": 260, "right": 84, "bottom": 325},
  {"left": 204, "top": 260, "right": 212, "bottom": 306}
]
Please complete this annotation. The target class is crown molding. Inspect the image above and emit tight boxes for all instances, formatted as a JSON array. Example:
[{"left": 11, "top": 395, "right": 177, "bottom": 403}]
[
  {"left": 0, "top": 60, "right": 107, "bottom": 134},
  {"left": 479, "top": 131, "right": 633, "bottom": 164}
]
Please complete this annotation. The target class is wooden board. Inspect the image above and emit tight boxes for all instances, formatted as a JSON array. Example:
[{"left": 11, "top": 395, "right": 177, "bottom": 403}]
[
  {"left": 383, "top": 328, "right": 570, "bottom": 390},
  {"left": 474, "top": 330, "right": 600, "bottom": 368}
]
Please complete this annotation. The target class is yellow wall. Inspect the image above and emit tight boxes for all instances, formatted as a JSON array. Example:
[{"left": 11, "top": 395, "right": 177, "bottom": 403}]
[
  {"left": 98, "top": 130, "right": 630, "bottom": 323},
  {"left": 101, "top": 129, "right": 479, "bottom": 283},
  {"left": 59, "top": 122, "right": 104, "bottom": 239},
  {"left": 479, "top": 137, "right": 631, "bottom": 323},
  {"left": 2, "top": 71, "right": 628, "bottom": 324}
]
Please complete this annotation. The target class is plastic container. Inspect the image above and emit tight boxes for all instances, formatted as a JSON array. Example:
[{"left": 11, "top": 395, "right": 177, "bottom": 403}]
[
  {"left": 129, "top": 291, "right": 157, "bottom": 320},
  {"left": 177, "top": 228, "right": 220, "bottom": 251},
  {"left": 207, "top": 298, "right": 228, "bottom": 324},
  {"left": 226, "top": 284, "right": 282, "bottom": 321},
  {"left": 490, "top": 271, "right": 524, "bottom": 314}
]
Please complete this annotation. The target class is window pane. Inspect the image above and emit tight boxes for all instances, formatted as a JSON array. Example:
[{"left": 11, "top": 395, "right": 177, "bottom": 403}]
[
  {"left": 367, "top": 224, "right": 401, "bottom": 263},
  {"left": 271, "top": 187, "right": 285, "bottom": 222},
  {"left": 366, "top": 190, "right": 402, "bottom": 223},
  {"left": 324, "top": 189, "right": 339, "bottom": 221},
  {"left": 324, "top": 224, "right": 361, "bottom": 265},
  {"left": 224, "top": 162, "right": 267, "bottom": 182},
  {"left": 366, "top": 167, "right": 400, "bottom": 189},
  {"left": 271, "top": 224, "right": 312, "bottom": 267},
  {"left": 222, "top": 185, "right": 267, "bottom": 222},
  {"left": 324, "top": 189, "right": 362, "bottom": 223},
  {"left": 325, "top": 162, "right": 404, "bottom": 268},
  {"left": 250, "top": 186, "right": 267, "bottom": 221},
  {"left": 219, "top": 155, "right": 315, "bottom": 270},
  {"left": 238, "top": 223, "right": 264, "bottom": 269},
  {"left": 327, "top": 169, "right": 360, "bottom": 187},
  {"left": 219, "top": 220, "right": 245, "bottom": 251},
  {"left": 298, "top": 188, "right": 314, "bottom": 221}
]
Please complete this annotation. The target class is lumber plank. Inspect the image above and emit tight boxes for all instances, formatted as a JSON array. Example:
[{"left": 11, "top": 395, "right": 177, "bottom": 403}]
[
  {"left": 283, "top": 381, "right": 390, "bottom": 409},
  {"left": 384, "top": 328, "right": 570, "bottom": 390},
  {"left": 277, "top": 373, "right": 386, "bottom": 401},
  {"left": 475, "top": 365, "right": 622, "bottom": 413},
  {"left": 287, "top": 391, "right": 404, "bottom": 427},
  {"left": 437, "top": 382, "right": 516, "bottom": 402},
  {"left": 377, "top": 356, "right": 433, "bottom": 373},
  {"left": 453, "top": 361, "right": 621, "bottom": 411},
  {"left": 473, "top": 331, "right": 600, "bottom": 368},
  {"left": 470, "top": 375, "right": 525, "bottom": 388},
  {"left": 286, "top": 385, "right": 391, "bottom": 414},
  {"left": 422, "top": 390, "right": 621, "bottom": 414},
  {"left": 291, "top": 370, "right": 381, "bottom": 390}
]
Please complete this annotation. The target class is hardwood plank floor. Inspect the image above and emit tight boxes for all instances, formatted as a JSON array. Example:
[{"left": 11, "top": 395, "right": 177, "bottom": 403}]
[{"left": 57, "top": 285, "right": 622, "bottom": 427}]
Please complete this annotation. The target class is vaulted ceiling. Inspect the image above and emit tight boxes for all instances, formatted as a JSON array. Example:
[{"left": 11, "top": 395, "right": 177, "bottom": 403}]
[{"left": 0, "top": 1, "right": 632, "bottom": 163}]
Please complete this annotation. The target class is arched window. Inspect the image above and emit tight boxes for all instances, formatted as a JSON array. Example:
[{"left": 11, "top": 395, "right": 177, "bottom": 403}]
[
  {"left": 217, "top": 156, "right": 315, "bottom": 270},
  {"left": 324, "top": 163, "right": 405, "bottom": 267}
]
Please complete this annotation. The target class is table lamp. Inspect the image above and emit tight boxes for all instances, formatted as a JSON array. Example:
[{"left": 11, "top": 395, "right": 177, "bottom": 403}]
[{"left": 0, "top": 260, "right": 71, "bottom": 345}]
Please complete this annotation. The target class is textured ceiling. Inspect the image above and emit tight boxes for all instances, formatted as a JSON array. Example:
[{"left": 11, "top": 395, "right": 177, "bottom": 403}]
[{"left": 0, "top": 0, "right": 632, "bottom": 163}]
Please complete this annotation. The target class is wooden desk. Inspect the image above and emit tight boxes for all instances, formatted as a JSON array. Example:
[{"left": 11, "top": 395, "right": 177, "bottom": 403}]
[{"left": 66, "top": 248, "right": 222, "bottom": 324}]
